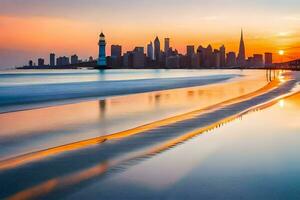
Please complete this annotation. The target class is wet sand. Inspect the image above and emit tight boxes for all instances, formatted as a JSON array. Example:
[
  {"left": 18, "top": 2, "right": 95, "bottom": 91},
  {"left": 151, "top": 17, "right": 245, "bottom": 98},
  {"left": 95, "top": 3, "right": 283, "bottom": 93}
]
[{"left": 0, "top": 70, "right": 299, "bottom": 199}]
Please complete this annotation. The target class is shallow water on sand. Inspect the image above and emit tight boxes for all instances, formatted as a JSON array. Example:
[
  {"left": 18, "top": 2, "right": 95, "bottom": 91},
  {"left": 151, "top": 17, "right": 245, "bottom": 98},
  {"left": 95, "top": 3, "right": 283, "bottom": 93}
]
[
  {"left": 0, "top": 70, "right": 270, "bottom": 160},
  {"left": 70, "top": 91, "right": 300, "bottom": 200},
  {"left": 0, "top": 70, "right": 296, "bottom": 200}
]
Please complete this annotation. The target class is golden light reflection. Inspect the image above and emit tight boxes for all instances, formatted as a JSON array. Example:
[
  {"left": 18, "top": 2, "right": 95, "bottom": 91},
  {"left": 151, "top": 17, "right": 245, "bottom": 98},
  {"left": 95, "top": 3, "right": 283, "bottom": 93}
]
[
  {"left": 0, "top": 73, "right": 284, "bottom": 171},
  {"left": 279, "top": 100, "right": 285, "bottom": 108},
  {"left": 7, "top": 89, "right": 300, "bottom": 200}
]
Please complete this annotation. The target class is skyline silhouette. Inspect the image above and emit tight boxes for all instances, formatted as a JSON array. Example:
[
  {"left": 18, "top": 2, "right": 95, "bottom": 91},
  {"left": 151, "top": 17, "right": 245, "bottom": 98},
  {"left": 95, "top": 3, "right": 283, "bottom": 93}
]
[{"left": 0, "top": 0, "right": 300, "bottom": 67}]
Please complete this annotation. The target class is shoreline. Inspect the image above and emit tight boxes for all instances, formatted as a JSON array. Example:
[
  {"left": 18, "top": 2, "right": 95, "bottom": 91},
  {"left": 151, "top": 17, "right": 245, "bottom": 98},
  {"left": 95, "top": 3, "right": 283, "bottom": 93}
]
[{"left": 0, "top": 74, "right": 238, "bottom": 114}]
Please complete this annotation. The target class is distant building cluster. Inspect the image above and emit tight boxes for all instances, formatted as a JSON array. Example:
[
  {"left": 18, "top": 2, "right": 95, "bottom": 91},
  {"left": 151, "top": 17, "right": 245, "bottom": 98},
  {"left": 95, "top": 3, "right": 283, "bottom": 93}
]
[
  {"left": 28, "top": 53, "right": 87, "bottom": 67},
  {"left": 106, "top": 30, "right": 273, "bottom": 69},
  {"left": 24, "top": 30, "right": 273, "bottom": 69}
]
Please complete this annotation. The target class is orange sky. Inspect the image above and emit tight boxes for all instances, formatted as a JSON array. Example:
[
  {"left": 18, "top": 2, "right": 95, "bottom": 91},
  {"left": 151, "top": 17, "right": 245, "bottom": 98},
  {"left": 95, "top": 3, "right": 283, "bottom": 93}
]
[{"left": 0, "top": 0, "right": 300, "bottom": 67}]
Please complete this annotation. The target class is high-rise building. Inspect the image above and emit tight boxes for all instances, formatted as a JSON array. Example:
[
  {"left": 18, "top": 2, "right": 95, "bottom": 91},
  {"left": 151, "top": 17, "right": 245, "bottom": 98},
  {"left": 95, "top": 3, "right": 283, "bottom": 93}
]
[
  {"left": 204, "top": 45, "right": 213, "bottom": 68},
  {"left": 265, "top": 52, "right": 273, "bottom": 67},
  {"left": 110, "top": 45, "right": 122, "bottom": 68},
  {"left": 29, "top": 60, "right": 33, "bottom": 67},
  {"left": 71, "top": 54, "right": 78, "bottom": 64},
  {"left": 154, "top": 36, "right": 160, "bottom": 63},
  {"left": 134, "top": 47, "right": 144, "bottom": 53},
  {"left": 197, "top": 45, "right": 206, "bottom": 67},
  {"left": 123, "top": 52, "right": 133, "bottom": 68},
  {"left": 166, "top": 55, "right": 180, "bottom": 68},
  {"left": 50, "top": 53, "right": 55, "bottom": 66},
  {"left": 226, "top": 52, "right": 237, "bottom": 67},
  {"left": 164, "top": 38, "right": 170, "bottom": 55},
  {"left": 253, "top": 54, "right": 264, "bottom": 66},
  {"left": 219, "top": 45, "right": 226, "bottom": 67},
  {"left": 56, "top": 56, "right": 70, "bottom": 66},
  {"left": 237, "top": 29, "right": 246, "bottom": 66},
  {"left": 186, "top": 45, "right": 195, "bottom": 57},
  {"left": 111, "top": 45, "right": 122, "bottom": 57},
  {"left": 212, "top": 50, "right": 221, "bottom": 67},
  {"left": 38, "top": 58, "right": 44, "bottom": 66},
  {"left": 191, "top": 54, "right": 200, "bottom": 68},
  {"left": 132, "top": 47, "right": 145, "bottom": 68},
  {"left": 97, "top": 32, "right": 107, "bottom": 67},
  {"left": 147, "top": 41, "right": 154, "bottom": 60}
]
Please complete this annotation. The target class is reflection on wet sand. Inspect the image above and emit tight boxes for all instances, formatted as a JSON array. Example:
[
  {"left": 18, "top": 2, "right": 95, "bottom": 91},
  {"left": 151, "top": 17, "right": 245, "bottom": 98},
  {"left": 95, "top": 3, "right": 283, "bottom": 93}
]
[
  {"left": 0, "top": 70, "right": 294, "bottom": 200},
  {"left": 0, "top": 71, "right": 280, "bottom": 161},
  {"left": 0, "top": 74, "right": 283, "bottom": 171},
  {"left": 7, "top": 89, "right": 299, "bottom": 200}
]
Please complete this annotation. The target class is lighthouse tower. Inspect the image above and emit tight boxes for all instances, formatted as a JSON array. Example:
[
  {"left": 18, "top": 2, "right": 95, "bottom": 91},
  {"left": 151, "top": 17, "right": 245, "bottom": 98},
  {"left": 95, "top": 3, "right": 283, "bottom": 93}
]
[{"left": 97, "top": 32, "right": 107, "bottom": 68}]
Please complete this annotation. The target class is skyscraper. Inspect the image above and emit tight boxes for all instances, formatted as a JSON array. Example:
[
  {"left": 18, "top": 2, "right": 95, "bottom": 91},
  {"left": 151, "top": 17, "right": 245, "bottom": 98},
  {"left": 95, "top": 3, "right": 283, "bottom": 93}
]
[
  {"left": 226, "top": 52, "right": 237, "bottom": 67},
  {"left": 264, "top": 52, "right": 273, "bottom": 67},
  {"left": 186, "top": 45, "right": 195, "bottom": 57},
  {"left": 147, "top": 41, "right": 154, "bottom": 60},
  {"left": 71, "top": 54, "right": 78, "bottom": 64},
  {"left": 204, "top": 45, "right": 213, "bottom": 68},
  {"left": 97, "top": 32, "right": 107, "bottom": 67},
  {"left": 164, "top": 38, "right": 170, "bottom": 55},
  {"left": 133, "top": 47, "right": 145, "bottom": 67},
  {"left": 38, "top": 58, "right": 44, "bottom": 66},
  {"left": 219, "top": 45, "right": 226, "bottom": 67},
  {"left": 50, "top": 53, "right": 55, "bottom": 66},
  {"left": 237, "top": 29, "right": 246, "bottom": 66},
  {"left": 154, "top": 36, "right": 160, "bottom": 63},
  {"left": 111, "top": 45, "right": 122, "bottom": 57},
  {"left": 253, "top": 54, "right": 264, "bottom": 66},
  {"left": 29, "top": 60, "right": 33, "bottom": 67}
]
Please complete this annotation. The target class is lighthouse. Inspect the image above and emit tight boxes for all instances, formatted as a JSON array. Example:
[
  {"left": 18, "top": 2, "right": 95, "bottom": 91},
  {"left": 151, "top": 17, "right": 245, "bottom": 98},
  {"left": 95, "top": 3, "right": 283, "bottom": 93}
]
[{"left": 97, "top": 32, "right": 107, "bottom": 68}]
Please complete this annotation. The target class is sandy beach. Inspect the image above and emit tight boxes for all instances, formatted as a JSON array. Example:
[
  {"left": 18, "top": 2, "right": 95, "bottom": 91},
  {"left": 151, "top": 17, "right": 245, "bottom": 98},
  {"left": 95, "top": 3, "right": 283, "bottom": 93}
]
[{"left": 0, "top": 69, "right": 300, "bottom": 199}]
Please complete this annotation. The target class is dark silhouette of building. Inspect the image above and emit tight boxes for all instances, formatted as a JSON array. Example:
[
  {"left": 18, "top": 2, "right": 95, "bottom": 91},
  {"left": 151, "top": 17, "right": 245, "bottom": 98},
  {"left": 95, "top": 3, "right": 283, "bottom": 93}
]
[
  {"left": 212, "top": 49, "right": 221, "bottom": 67},
  {"left": 29, "top": 60, "right": 33, "bottom": 67},
  {"left": 123, "top": 51, "right": 133, "bottom": 68},
  {"left": 265, "top": 52, "right": 273, "bottom": 67},
  {"left": 71, "top": 54, "right": 78, "bottom": 65},
  {"left": 253, "top": 54, "right": 264, "bottom": 67},
  {"left": 133, "top": 47, "right": 145, "bottom": 68},
  {"left": 226, "top": 52, "right": 237, "bottom": 67},
  {"left": 197, "top": 45, "right": 206, "bottom": 67},
  {"left": 219, "top": 45, "right": 226, "bottom": 67},
  {"left": 111, "top": 45, "right": 122, "bottom": 57},
  {"left": 147, "top": 41, "right": 154, "bottom": 60},
  {"left": 186, "top": 45, "right": 195, "bottom": 57},
  {"left": 50, "top": 53, "right": 55, "bottom": 66},
  {"left": 154, "top": 36, "right": 160, "bottom": 63},
  {"left": 237, "top": 29, "right": 246, "bottom": 66},
  {"left": 38, "top": 58, "right": 45, "bottom": 66},
  {"left": 191, "top": 53, "right": 200, "bottom": 68},
  {"left": 164, "top": 38, "right": 170, "bottom": 56},
  {"left": 111, "top": 45, "right": 122, "bottom": 68},
  {"left": 57, "top": 56, "right": 70, "bottom": 66},
  {"left": 166, "top": 55, "right": 180, "bottom": 68},
  {"left": 204, "top": 45, "right": 213, "bottom": 68}
]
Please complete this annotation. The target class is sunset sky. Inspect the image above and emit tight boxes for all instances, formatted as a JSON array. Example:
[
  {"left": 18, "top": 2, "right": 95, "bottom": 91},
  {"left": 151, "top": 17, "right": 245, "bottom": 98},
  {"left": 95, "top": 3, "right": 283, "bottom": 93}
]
[{"left": 1, "top": 0, "right": 300, "bottom": 68}]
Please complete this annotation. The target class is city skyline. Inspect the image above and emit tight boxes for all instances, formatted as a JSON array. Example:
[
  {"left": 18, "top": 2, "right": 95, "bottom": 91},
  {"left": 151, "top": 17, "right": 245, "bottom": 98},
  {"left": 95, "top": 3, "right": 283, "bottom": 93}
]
[
  {"left": 1, "top": 0, "right": 300, "bottom": 67},
  {"left": 23, "top": 31, "right": 274, "bottom": 69}
]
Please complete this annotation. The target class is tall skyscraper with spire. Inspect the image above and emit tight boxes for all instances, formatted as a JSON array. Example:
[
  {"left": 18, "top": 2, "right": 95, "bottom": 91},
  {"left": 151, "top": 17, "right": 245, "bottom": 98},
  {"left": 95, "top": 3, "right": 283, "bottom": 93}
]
[
  {"left": 147, "top": 41, "right": 154, "bottom": 60},
  {"left": 97, "top": 32, "right": 107, "bottom": 68},
  {"left": 237, "top": 29, "right": 246, "bottom": 66},
  {"left": 164, "top": 38, "right": 170, "bottom": 56},
  {"left": 154, "top": 36, "right": 160, "bottom": 63}
]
